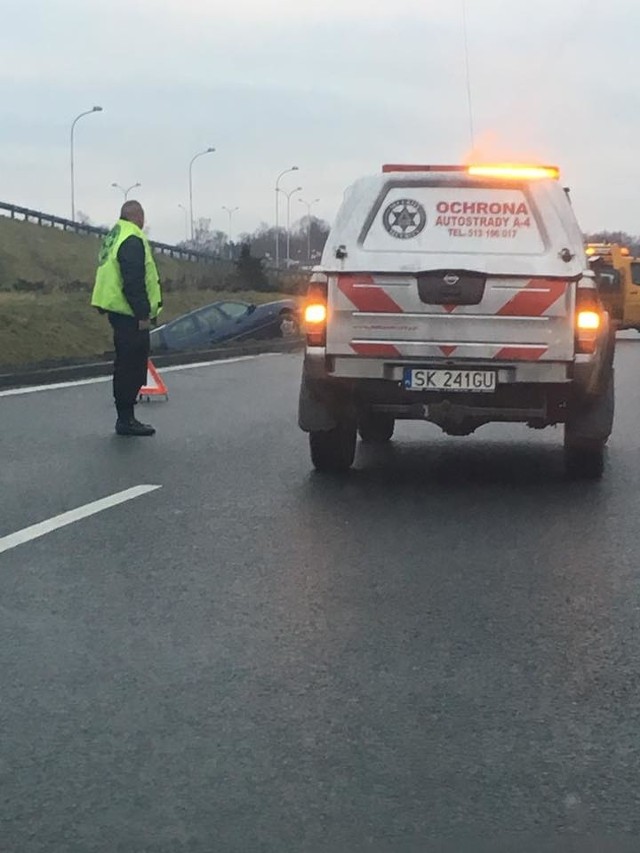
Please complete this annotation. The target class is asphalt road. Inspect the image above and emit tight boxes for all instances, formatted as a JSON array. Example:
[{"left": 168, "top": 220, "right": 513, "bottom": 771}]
[{"left": 1, "top": 344, "right": 640, "bottom": 853}]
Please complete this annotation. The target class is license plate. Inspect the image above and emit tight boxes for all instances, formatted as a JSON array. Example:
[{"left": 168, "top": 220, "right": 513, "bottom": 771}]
[{"left": 403, "top": 368, "right": 497, "bottom": 392}]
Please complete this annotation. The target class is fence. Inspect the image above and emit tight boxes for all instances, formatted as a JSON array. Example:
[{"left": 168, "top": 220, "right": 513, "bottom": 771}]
[{"left": 0, "top": 201, "right": 223, "bottom": 265}]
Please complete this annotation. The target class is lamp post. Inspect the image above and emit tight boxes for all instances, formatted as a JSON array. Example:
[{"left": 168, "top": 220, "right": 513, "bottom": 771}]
[
  {"left": 189, "top": 147, "right": 216, "bottom": 242},
  {"left": 222, "top": 205, "right": 239, "bottom": 230},
  {"left": 274, "top": 166, "right": 299, "bottom": 268},
  {"left": 111, "top": 182, "right": 141, "bottom": 200},
  {"left": 70, "top": 105, "right": 103, "bottom": 221},
  {"left": 178, "top": 204, "right": 188, "bottom": 241},
  {"left": 222, "top": 206, "right": 239, "bottom": 260},
  {"left": 279, "top": 186, "right": 302, "bottom": 267},
  {"left": 299, "top": 197, "right": 320, "bottom": 263}
]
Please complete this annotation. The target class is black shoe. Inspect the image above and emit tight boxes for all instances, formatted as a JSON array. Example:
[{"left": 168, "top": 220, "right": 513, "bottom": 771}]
[{"left": 115, "top": 417, "right": 156, "bottom": 437}]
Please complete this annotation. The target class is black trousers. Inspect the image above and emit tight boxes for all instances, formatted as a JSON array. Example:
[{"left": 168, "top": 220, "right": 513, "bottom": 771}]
[{"left": 108, "top": 314, "right": 150, "bottom": 418}]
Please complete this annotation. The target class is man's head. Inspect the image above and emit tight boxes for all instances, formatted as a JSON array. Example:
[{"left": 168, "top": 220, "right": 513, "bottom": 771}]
[{"left": 120, "top": 200, "right": 145, "bottom": 229}]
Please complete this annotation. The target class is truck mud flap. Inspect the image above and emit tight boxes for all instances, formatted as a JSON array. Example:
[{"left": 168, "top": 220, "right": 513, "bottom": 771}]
[
  {"left": 298, "top": 374, "right": 337, "bottom": 432},
  {"left": 298, "top": 371, "right": 358, "bottom": 433},
  {"left": 566, "top": 369, "right": 615, "bottom": 442}
]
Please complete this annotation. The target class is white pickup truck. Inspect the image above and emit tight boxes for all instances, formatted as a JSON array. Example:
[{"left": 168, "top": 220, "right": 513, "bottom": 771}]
[{"left": 299, "top": 164, "right": 615, "bottom": 478}]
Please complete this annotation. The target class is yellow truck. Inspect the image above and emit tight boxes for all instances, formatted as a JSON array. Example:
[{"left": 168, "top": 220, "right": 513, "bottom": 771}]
[{"left": 586, "top": 243, "right": 640, "bottom": 331}]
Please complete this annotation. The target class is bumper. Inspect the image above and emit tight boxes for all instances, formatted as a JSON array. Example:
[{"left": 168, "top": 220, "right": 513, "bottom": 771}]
[
  {"left": 299, "top": 339, "right": 613, "bottom": 434},
  {"left": 304, "top": 347, "right": 571, "bottom": 383}
]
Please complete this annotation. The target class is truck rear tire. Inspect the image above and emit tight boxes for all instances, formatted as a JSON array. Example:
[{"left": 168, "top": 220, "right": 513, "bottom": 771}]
[
  {"left": 564, "top": 438, "right": 605, "bottom": 480},
  {"left": 309, "top": 421, "right": 357, "bottom": 473},
  {"left": 358, "top": 412, "right": 395, "bottom": 443},
  {"left": 564, "top": 371, "right": 613, "bottom": 480}
]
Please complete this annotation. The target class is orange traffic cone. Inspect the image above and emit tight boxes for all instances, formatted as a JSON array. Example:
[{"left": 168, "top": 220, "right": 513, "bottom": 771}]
[{"left": 138, "top": 359, "right": 168, "bottom": 401}]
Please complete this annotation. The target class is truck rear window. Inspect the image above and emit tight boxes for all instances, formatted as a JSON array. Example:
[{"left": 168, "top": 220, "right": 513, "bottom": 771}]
[{"left": 362, "top": 186, "right": 546, "bottom": 256}]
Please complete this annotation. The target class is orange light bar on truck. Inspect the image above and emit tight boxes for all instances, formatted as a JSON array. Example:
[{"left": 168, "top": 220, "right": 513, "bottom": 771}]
[
  {"left": 467, "top": 165, "right": 560, "bottom": 180},
  {"left": 382, "top": 164, "right": 560, "bottom": 179},
  {"left": 586, "top": 244, "right": 630, "bottom": 257},
  {"left": 382, "top": 164, "right": 464, "bottom": 173}
]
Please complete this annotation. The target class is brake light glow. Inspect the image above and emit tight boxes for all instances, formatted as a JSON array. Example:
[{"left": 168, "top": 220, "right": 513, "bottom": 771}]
[
  {"left": 305, "top": 303, "right": 327, "bottom": 325},
  {"left": 575, "top": 287, "right": 603, "bottom": 354},
  {"left": 304, "top": 274, "right": 328, "bottom": 346},
  {"left": 467, "top": 165, "right": 560, "bottom": 180},
  {"left": 577, "top": 310, "right": 601, "bottom": 331}
]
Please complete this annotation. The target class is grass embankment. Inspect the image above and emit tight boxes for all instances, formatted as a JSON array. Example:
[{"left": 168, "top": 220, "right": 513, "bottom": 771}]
[{"left": 0, "top": 216, "right": 295, "bottom": 368}]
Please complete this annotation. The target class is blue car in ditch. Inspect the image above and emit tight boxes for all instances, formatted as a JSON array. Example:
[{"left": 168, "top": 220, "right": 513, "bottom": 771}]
[{"left": 149, "top": 298, "right": 300, "bottom": 353}]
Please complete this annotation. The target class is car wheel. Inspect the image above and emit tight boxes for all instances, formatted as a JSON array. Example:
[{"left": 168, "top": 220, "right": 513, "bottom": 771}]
[
  {"left": 280, "top": 311, "right": 299, "bottom": 338},
  {"left": 309, "top": 421, "right": 357, "bottom": 473},
  {"left": 358, "top": 411, "right": 395, "bottom": 443}
]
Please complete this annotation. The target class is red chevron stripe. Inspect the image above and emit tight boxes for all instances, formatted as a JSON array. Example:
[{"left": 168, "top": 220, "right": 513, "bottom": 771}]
[
  {"left": 495, "top": 346, "right": 547, "bottom": 361},
  {"left": 350, "top": 343, "right": 401, "bottom": 357},
  {"left": 497, "top": 279, "right": 567, "bottom": 317},
  {"left": 337, "top": 275, "right": 402, "bottom": 313}
]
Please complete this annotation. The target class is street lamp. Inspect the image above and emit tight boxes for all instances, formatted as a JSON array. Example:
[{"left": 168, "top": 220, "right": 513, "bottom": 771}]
[
  {"left": 70, "top": 105, "right": 103, "bottom": 221},
  {"left": 189, "top": 146, "right": 216, "bottom": 242},
  {"left": 111, "top": 181, "right": 141, "bottom": 201},
  {"left": 274, "top": 166, "right": 299, "bottom": 268},
  {"left": 278, "top": 186, "right": 302, "bottom": 268},
  {"left": 222, "top": 205, "right": 239, "bottom": 229},
  {"left": 178, "top": 204, "right": 188, "bottom": 241},
  {"left": 222, "top": 206, "right": 239, "bottom": 260},
  {"left": 299, "top": 197, "right": 320, "bottom": 263}
]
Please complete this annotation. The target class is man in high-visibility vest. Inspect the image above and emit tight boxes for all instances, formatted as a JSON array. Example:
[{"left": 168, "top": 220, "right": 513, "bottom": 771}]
[{"left": 92, "top": 201, "right": 163, "bottom": 436}]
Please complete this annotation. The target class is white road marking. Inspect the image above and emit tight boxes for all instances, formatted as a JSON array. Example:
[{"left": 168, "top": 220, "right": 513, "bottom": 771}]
[
  {"left": 0, "top": 353, "right": 278, "bottom": 398},
  {"left": 0, "top": 375, "right": 111, "bottom": 397},
  {"left": 162, "top": 353, "right": 278, "bottom": 374},
  {"left": 0, "top": 485, "right": 161, "bottom": 555}
]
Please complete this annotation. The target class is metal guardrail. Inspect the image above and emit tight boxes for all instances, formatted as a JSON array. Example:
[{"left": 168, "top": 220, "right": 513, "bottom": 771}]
[{"left": 0, "top": 200, "right": 223, "bottom": 265}]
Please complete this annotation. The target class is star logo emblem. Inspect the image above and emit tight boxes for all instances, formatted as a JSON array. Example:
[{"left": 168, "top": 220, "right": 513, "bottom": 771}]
[{"left": 382, "top": 199, "right": 427, "bottom": 239}]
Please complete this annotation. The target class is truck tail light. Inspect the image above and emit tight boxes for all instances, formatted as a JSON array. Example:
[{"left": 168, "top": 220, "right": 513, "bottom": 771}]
[
  {"left": 577, "top": 310, "right": 601, "bottom": 331},
  {"left": 304, "top": 273, "right": 328, "bottom": 346},
  {"left": 575, "top": 289, "right": 603, "bottom": 354},
  {"left": 305, "top": 303, "right": 327, "bottom": 324}
]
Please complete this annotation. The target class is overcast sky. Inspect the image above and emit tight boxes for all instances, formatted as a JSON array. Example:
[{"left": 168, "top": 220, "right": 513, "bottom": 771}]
[{"left": 1, "top": 0, "right": 637, "bottom": 244}]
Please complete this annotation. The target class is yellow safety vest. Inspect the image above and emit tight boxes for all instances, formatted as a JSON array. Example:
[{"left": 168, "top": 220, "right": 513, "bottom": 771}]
[{"left": 91, "top": 219, "right": 162, "bottom": 318}]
